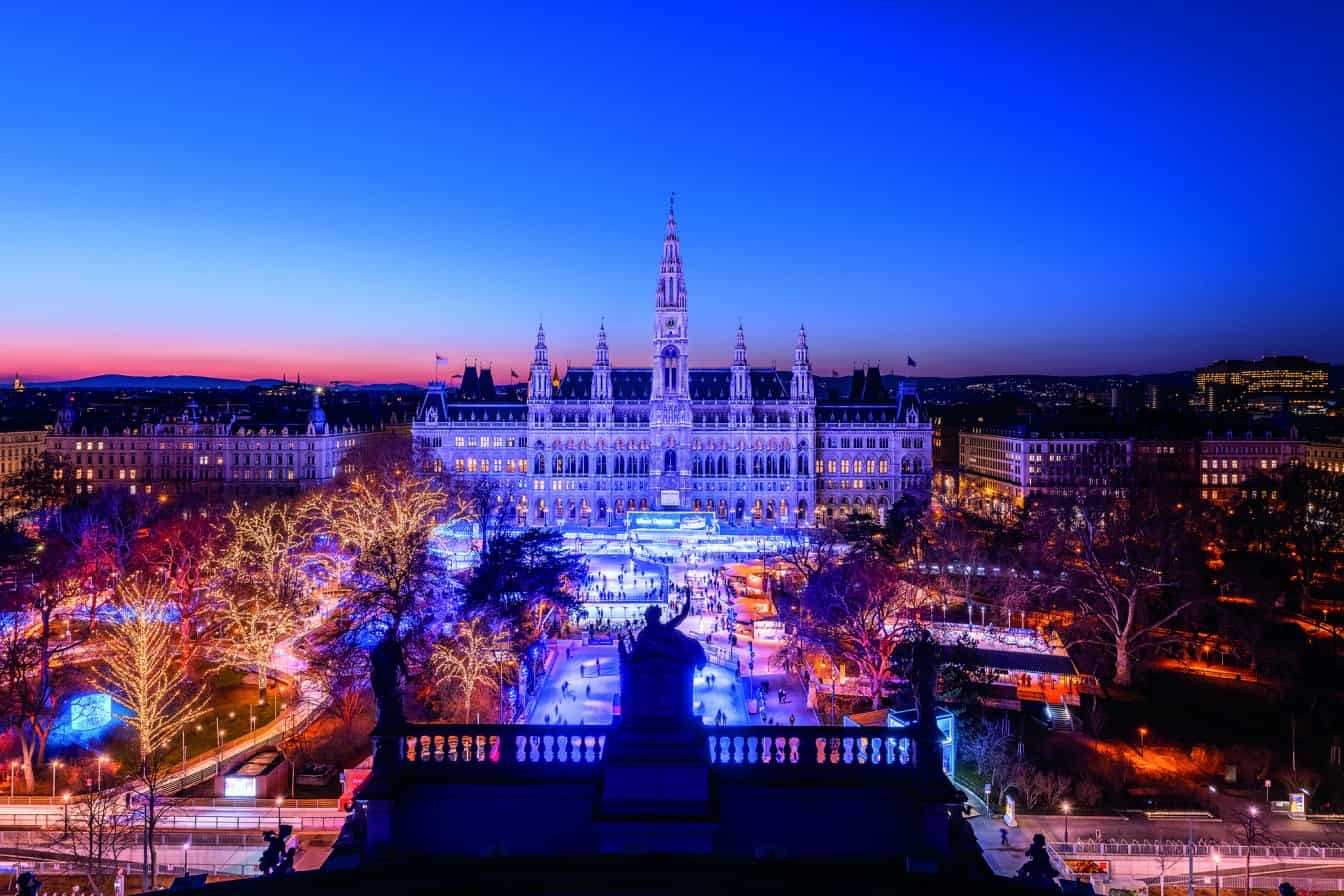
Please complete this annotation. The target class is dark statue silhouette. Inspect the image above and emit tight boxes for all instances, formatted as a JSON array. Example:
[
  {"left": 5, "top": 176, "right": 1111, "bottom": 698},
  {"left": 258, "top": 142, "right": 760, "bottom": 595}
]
[
  {"left": 1017, "top": 833, "right": 1060, "bottom": 888},
  {"left": 370, "top": 631, "right": 409, "bottom": 729},
  {"left": 617, "top": 603, "right": 706, "bottom": 722}
]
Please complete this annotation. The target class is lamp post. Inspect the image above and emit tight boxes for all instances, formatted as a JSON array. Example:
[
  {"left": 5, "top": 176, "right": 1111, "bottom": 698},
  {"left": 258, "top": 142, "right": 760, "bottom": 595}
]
[
  {"left": 1212, "top": 850, "right": 1221, "bottom": 896},
  {"left": 275, "top": 795, "right": 283, "bottom": 828},
  {"left": 96, "top": 754, "right": 106, "bottom": 792},
  {"left": 182, "top": 840, "right": 190, "bottom": 874},
  {"left": 1138, "top": 726, "right": 1148, "bottom": 756},
  {"left": 50, "top": 760, "right": 61, "bottom": 797},
  {"left": 1061, "top": 801, "right": 1071, "bottom": 844}
]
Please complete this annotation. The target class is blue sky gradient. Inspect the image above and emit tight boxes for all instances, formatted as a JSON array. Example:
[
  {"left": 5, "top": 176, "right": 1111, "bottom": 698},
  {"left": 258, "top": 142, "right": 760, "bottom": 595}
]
[{"left": 2, "top": 2, "right": 1341, "bottom": 383}]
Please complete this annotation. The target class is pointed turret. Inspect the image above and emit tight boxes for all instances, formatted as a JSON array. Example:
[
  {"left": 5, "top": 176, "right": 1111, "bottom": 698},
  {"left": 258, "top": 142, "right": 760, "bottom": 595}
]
[
  {"left": 55, "top": 393, "right": 77, "bottom": 434},
  {"left": 730, "top": 323, "right": 751, "bottom": 402},
  {"left": 308, "top": 387, "right": 327, "bottom": 434},
  {"left": 592, "top": 321, "right": 612, "bottom": 402},
  {"left": 529, "top": 323, "right": 552, "bottom": 401},
  {"left": 790, "top": 324, "right": 814, "bottom": 401}
]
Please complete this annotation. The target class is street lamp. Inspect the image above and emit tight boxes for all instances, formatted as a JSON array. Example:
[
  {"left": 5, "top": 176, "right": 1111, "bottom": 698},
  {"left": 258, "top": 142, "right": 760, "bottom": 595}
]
[
  {"left": 1061, "top": 801, "right": 1071, "bottom": 843},
  {"left": 1138, "top": 726, "right": 1148, "bottom": 755},
  {"left": 95, "top": 754, "right": 107, "bottom": 791},
  {"left": 182, "top": 840, "right": 190, "bottom": 874},
  {"left": 275, "top": 795, "right": 284, "bottom": 828},
  {"left": 50, "top": 760, "right": 61, "bottom": 797},
  {"left": 1211, "top": 850, "right": 1221, "bottom": 896}
]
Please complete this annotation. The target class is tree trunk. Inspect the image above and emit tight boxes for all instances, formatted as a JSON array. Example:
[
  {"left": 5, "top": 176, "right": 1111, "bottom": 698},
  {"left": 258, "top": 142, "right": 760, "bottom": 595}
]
[{"left": 1113, "top": 634, "right": 1133, "bottom": 688}]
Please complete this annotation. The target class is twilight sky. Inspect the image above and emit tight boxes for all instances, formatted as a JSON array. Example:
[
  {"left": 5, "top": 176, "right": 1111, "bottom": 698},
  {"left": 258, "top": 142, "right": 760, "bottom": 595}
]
[{"left": 3, "top": 2, "right": 1341, "bottom": 384}]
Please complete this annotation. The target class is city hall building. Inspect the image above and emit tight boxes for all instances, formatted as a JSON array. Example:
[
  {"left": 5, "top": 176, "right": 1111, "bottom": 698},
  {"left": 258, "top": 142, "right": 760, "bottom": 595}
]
[{"left": 413, "top": 203, "right": 932, "bottom": 527}]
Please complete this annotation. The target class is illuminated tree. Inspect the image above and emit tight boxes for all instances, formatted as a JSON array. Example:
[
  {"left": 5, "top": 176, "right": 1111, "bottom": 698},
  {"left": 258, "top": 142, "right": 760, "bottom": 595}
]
[
  {"left": 322, "top": 463, "right": 459, "bottom": 637},
  {"left": 0, "top": 534, "right": 83, "bottom": 791},
  {"left": 132, "top": 512, "right": 225, "bottom": 673},
  {"left": 95, "top": 579, "right": 210, "bottom": 761},
  {"left": 784, "top": 554, "right": 934, "bottom": 709},
  {"left": 213, "top": 501, "right": 314, "bottom": 698},
  {"left": 93, "top": 578, "right": 209, "bottom": 891},
  {"left": 430, "top": 616, "right": 516, "bottom": 722}
]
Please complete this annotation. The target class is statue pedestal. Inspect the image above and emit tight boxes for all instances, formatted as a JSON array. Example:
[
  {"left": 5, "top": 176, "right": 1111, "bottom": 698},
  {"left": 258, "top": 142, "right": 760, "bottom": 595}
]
[{"left": 598, "top": 721, "right": 713, "bottom": 854}]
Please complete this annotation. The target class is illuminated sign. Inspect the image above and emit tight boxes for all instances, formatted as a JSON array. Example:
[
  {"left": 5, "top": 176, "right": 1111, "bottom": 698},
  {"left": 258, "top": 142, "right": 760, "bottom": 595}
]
[
  {"left": 1290, "top": 791, "right": 1306, "bottom": 819},
  {"left": 70, "top": 694, "right": 113, "bottom": 732},
  {"left": 659, "top": 489, "right": 681, "bottom": 508},
  {"left": 223, "top": 776, "right": 258, "bottom": 798}
]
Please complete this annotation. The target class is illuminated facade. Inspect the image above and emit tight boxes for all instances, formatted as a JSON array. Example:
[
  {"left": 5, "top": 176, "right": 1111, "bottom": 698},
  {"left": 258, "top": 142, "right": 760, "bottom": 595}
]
[
  {"left": 46, "top": 390, "right": 377, "bottom": 499},
  {"left": 0, "top": 427, "right": 45, "bottom": 517},
  {"left": 957, "top": 425, "right": 1133, "bottom": 511},
  {"left": 413, "top": 202, "right": 932, "bottom": 527},
  {"left": 1197, "top": 427, "right": 1306, "bottom": 504},
  {"left": 1195, "top": 356, "right": 1330, "bottom": 414}
]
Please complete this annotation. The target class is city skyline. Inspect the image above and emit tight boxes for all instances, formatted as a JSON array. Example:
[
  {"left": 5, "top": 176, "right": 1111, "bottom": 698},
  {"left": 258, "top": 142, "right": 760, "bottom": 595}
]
[{"left": 4, "top": 4, "right": 1342, "bottom": 384}]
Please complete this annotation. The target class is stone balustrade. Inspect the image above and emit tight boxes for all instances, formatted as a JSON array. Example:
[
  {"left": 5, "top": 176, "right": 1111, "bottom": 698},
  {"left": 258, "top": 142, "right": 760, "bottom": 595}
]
[{"left": 390, "top": 723, "right": 930, "bottom": 782}]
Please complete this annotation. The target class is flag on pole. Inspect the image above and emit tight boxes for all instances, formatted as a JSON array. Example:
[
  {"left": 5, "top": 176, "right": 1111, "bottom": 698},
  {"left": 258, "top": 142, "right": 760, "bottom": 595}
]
[
  {"left": 510, "top": 369, "right": 518, "bottom": 379},
  {"left": 907, "top": 356, "right": 917, "bottom": 368},
  {"left": 435, "top": 353, "right": 446, "bottom": 362},
  {"left": 831, "top": 369, "right": 839, "bottom": 377}
]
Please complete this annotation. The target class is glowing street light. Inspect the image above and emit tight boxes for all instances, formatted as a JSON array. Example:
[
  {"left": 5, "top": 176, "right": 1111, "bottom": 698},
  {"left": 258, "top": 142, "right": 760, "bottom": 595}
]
[
  {"left": 95, "top": 754, "right": 107, "bottom": 792},
  {"left": 275, "top": 795, "right": 284, "bottom": 828},
  {"left": 1211, "top": 850, "right": 1221, "bottom": 896},
  {"left": 1061, "top": 801, "right": 1071, "bottom": 843},
  {"left": 50, "top": 760, "right": 62, "bottom": 797},
  {"left": 1138, "top": 726, "right": 1149, "bottom": 755}
]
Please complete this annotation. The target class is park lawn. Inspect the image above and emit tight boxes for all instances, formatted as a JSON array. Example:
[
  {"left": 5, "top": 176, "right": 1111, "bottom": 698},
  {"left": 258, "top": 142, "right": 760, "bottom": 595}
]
[{"left": 53, "top": 668, "right": 292, "bottom": 794}]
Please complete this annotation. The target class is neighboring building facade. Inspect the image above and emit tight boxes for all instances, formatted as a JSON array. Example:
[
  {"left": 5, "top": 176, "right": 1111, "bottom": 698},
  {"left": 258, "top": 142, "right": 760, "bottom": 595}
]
[
  {"left": 957, "top": 424, "right": 1133, "bottom": 512},
  {"left": 46, "top": 390, "right": 380, "bottom": 500},
  {"left": 413, "top": 203, "right": 932, "bottom": 527},
  {"left": 1196, "top": 427, "right": 1306, "bottom": 505},
  {"left": 0, "top": 426, "right": 45, "bottom": 517},
  {"left": 1307, "top": 439, "right": 1344, "bottom": 476}
]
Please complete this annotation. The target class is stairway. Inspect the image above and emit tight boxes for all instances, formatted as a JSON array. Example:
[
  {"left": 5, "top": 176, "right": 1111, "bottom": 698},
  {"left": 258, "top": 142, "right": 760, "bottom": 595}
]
[{"left": 1044, "top": 701, "right": 1074, "bottom": 732}]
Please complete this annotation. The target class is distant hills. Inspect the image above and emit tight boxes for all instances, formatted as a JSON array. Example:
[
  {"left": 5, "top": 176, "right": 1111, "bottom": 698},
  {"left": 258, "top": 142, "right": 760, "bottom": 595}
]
[
  {"left": 30, "top": 374, "right": 420, "bottom": 391},
  {"left": 31, "top": 374, "right": 283, "bottom": 390}
]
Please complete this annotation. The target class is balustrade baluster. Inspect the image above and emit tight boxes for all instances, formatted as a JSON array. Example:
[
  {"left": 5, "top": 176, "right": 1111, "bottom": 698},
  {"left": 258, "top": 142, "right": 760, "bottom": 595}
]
[{"left": 787, "top": 737, "right": 800, "bottom": 764}]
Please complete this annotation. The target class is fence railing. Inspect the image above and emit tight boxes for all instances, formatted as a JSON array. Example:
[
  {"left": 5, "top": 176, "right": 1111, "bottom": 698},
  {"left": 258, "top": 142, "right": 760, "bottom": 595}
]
[
  {"left": 0, "top": 813, "right": 347, "bottom": 832},
  {"left": 1055, "top": 839, "right": 1344, "bottom": 860}
]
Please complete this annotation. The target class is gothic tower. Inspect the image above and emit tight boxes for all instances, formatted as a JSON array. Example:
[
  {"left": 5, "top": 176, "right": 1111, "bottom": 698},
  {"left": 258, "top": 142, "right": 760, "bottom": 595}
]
[
  {"left": 730, "top": 323, "right": 752, "bottom": 426},
  {"left": 651, "top": 196, "right": 689, "bottom": 403},
  {"left": 649, "top": 197, "right": 692, "bottom": 507},
  {"left": 528, "top": 323, "right": 552, "bottom": 429}
]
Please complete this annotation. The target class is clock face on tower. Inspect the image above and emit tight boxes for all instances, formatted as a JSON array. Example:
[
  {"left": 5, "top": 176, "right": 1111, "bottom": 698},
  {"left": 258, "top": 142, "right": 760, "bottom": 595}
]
[{"left": 665, "top": 318, "right": 677, "bottom": 334}]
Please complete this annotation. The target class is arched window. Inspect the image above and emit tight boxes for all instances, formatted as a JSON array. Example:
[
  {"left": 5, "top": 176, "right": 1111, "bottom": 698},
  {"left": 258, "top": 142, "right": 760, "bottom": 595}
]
[
  {"left": 661, "top": 345, "right": 679, "bottom": 391},
  {"left": 596, "top": 455, "right": 607, "bottom": 475},
  {"left": 692, "top": 456, "right": 703, "bottom": 476},
  {"left": 752, "top": 455, "right": 763, "bottom": 476},
  {"left": 664, "top": 447, "right": 677, "bottom": 472},
  {"left": 579, "top": 454, "right": 589, "bottom": 475},
  {"left": 535, "top": 454, "right": 545, "bottom": 474},
  {"left": 765, "top": 455, "right": 776, "bottom": 476},
  {"left": 779, "top": 453, "right": 790, "bottom": 476},
  {"left": 718, "top": 454, "right": 728, "bottom": 476},
  {"left": 614, "top": 455, "right": 625, "bottom": 475},
  {"left": 735, "top": 455, "right": 747, "bottom": 476}
]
